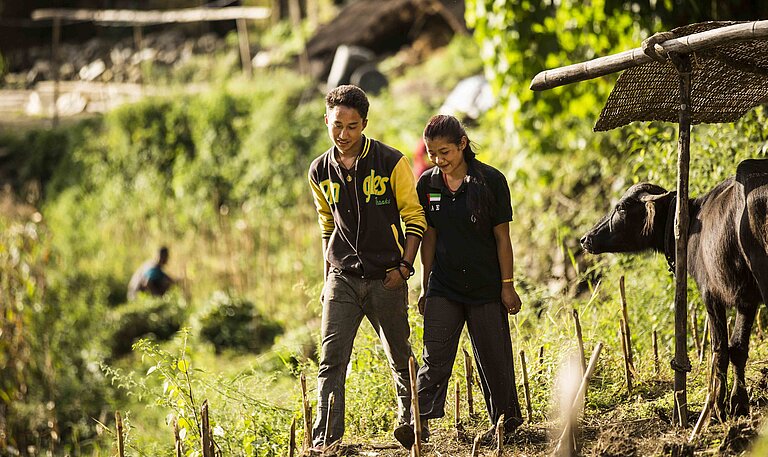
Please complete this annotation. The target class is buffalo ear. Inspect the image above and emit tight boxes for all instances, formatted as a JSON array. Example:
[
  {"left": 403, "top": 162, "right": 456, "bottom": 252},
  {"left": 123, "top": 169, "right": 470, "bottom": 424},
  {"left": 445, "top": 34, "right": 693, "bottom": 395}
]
[{"left": 639, "top": 191, "right": 671, "bottom": 236}]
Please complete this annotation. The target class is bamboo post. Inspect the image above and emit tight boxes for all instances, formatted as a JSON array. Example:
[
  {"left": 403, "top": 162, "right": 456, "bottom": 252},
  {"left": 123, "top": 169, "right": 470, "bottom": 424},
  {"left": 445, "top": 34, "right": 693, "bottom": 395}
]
[
  {"left": 454, "top": 381, "right": 461, "bottom": 430},
  {"left": 690, "top": 306, "right": 701, "bottom": 354},
  {"left": 699, "top": 314, "right": 709, "bottom": 363},
  {"left": 115, "top": 411, "right": 125, "bottom": 457},
  {"left": 409, "top": 356, "right": 422, "bottom": 457},
  {"left": 653, "top": 330, "right": 660, "bottom": 376},
  {"left": 300, "top": 373, "right": 312, "bottom": 452},
  {"left": 201, "top": 400, "right": 212, "bottom": 457},
  {"left": 689, "top": 390, "right": 712, "bottom": 442},
  {"left": 463, "top": 348, "right": 474, "bottom": 416},
  {"left": 51, "top": 17, "right": 61, "bottom": 127},
  {"left": 670, "top": 51, "right": 692, "bottom": 429},
  {"left": 539, "top": 345, "right": 545, "bottom": 366},
  {"left": 619, "top": 276, "right": 634, "bottom": 369},
  {"left": 288, "top": 416, "right": 296, "bottom": 457},
  {"left": 619, "top": 319, "right": 632, "bottom": 394},
  {"left": 675, "top": 390, "right": 687, "bottom": 428},
  {"left": 520, "top": 350, "right": 533, "bottom": 421},
  {"left": 173, "top": 417, "right": 183, "bottom": 457},
  {"left": 496, "top": 414, "right": 505, "bottom": 454},
  {"left": 470, "top": 433, "right": 481, "bottom": 457},
  {"left": 323, "top": 393, "right": 334, "bottom": 448},
  {"left": 572, "top": 309, "right": 586, "bottom": 373},
  {"left": 554, "top": 343, "right": 604, "bottom": 456},
  {"left": 757, "top": 307, "right": 765, "bottom": 339},
  {"left": 235, "top": 18, "right": 253, "bottom": 78}
]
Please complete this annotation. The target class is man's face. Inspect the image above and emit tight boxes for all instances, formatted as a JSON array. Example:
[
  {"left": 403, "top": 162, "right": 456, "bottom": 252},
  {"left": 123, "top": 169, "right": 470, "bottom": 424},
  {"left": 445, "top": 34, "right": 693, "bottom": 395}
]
[{"left": 325, "top": 105, "right": 367, "bottom": 156}]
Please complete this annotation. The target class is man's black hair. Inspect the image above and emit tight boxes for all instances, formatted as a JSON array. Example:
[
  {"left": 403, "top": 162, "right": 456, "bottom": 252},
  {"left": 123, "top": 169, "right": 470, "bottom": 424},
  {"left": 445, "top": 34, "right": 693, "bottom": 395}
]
[{"left": 325, "top": 85, "right": 369, "bottom": 119}]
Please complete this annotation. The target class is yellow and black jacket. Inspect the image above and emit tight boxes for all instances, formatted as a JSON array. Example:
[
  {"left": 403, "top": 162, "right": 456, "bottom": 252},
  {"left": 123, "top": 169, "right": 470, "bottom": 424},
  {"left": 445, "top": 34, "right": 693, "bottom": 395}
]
[{"left": 308, "top": 136, "right": 426, "bottom": 279}]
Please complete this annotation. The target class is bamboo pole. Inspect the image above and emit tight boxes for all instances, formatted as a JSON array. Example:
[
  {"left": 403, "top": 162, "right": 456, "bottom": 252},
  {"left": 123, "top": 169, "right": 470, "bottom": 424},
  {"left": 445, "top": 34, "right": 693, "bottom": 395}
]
[
  {"left": 699, "top": 314, "right": 709, "bottom": 363},
  {"left": 289, "top": 417, "right": 296, "bottom": 457},
  {"left": 470, "top": 433, "right": 481, "bottom": 457},
  {"left": 173, "top": 417, "right": 183, "bottom": 457},
  {"left": 757, "top": 307, "right": 765, "bottom": 339},
  {"left": 236, "top": 18, "right": 253, "bottom": 78},
  {"left": 323, "top": 393, "right": 335, "bottom": 448},
  {"left": 520, "top": 350, "right": 533, "bottom": 422},
  {"left": 675, "top": 390, "right": 687, "bottom": 428},
  {"left": 554, "top": 342, "right": 604, "bottom": 456},
  {"left": 530, "top": 20, "right": 768, "bottom": 90},
  {"left": 619, "top": 276, "right": 634, "bottom": 369},
  {"left": 690, "top": 306, "right": 701, "bottom": 354},
  {"left": 653, "top": 330, "right": 659, "bottom": 376},
  {"left": 463, "top": 348, "right": 474, "bottom": 416},
  {"left": 51, "top": 16, "right": 61, "bottom": 127},
  {"left": 454, "top": 381, "right": 461, "bottom": 430},
  {"left": 115, "top": 411, "right": 125, "bottom": 457},
  {"left": 496, "top": 414, "right": 505, "bottom": 454},
  {"left": 32, "top": 6, "right": 272, "bottom": 23},
  {"left": 409, "top": 356, "right": 422, "bottom": 457},
  {"left": 201, "top": 400, "right": 212, "bottom": 457},
  {"left": 300, "top": 373, "right": 312, "bottom": 452},
  {"left": 619, "top": 319, "right": 632, "bottom": 394},
  {"left": 572, "top": 309, "right": 586, "bottom": 374}
]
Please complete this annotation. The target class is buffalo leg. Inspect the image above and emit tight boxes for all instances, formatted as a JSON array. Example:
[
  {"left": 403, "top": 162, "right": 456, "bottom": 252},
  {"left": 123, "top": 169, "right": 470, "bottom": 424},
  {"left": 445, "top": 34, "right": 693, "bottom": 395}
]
[
  {"left": 728, "top": 305, "right": 756, "bottom": 417},
  {"left": 706, "top": 299, "right": 729, "bottom": 422}
]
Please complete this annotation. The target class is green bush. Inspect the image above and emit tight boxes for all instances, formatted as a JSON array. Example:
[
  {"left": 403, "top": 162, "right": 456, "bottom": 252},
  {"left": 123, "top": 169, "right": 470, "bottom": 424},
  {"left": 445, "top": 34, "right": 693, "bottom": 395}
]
[
  {"left": 109, "top": 293, "right": 187, "bottom": 358},
  {"left": 199, "top": 292, "right": 283, "bottom": 354}
]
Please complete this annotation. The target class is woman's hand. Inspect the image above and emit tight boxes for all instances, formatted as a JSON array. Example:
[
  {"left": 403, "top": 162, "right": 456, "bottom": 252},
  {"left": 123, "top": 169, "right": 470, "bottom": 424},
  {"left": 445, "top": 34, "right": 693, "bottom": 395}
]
[{"left": 502, "top": 283, "right": 522, "bottom": 314}]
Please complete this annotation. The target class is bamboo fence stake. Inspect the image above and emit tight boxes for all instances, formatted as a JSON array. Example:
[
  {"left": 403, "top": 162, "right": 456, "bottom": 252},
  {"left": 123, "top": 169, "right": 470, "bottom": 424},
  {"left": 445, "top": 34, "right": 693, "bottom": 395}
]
[
  {"left": 520, "top": 350, "right": 533, "bottom": 422},
  {"left": 653, "top": 330, "right": 659, "bottom": 376},
  {"left": 454, "top": 381, "right": 461, "bottom": 430},
  {"left": 690, "top": 306, "right": 701, "bottom": 354},
  {"left": 300, "top": 373, "right": 311, "bottom": 452},
  {"left": 470, "top": 433, "right": 481, "bottom": 457},
  {"left": 554, "top": 343, "right": 604, "bottom": 456},
  {"left": 689, "top": 390, "right": 712, "bottom": 442},
  {"left": 323, "top": 393, "right": 335, "bottom": 448},
  {"left": 675, "top": 390, "right": 687, "bottom": 428},
  {"left": 201, "top": 400, "right": 212, "bottom": 457},
  {"left": 235, "top": 18, "right": 253, "bottom": 77},
  {"left": 539, "top": 345, "right": 545, "bottom": 366},
  {"left": 409, "top": 356, "right": 422, "bottom": 457},
  {"left": 115, "top": 411, "right": 125, "bottom": 457},
  {"left": 619, "top": 319, "right": 632, "bottom": 394},
  {"left": 573, "top": 309, "right": 587, "bottom": 374},
  {"left": 619, "top": 276, "right": 635, "bottom": 369},
  {"left": 496, "top": 414, "right": 505, "bottom": 455},
  {"left": 699, "top": 314, "right": 709, "bottom": 363},
  {"left": 463, "top": 348, "right": 475, "bottom": 416},
  {"left": 728, "top": 316, "right": 733, "bottom": 340},
  {"left": 758, "top": 307, "right": 765, "bottom": 339},
  {"left": 173, "top": 417, "right": 183, "bottom": 457},
  {"left": 289, "top": 417, "right": 296, "bottom": 457}
]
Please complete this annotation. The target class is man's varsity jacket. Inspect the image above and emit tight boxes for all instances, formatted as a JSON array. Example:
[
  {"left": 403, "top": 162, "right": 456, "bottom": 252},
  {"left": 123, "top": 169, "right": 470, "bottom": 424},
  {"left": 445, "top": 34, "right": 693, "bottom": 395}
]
[{"left": 308, "top": 136, "right": 427, "bottom": 279}]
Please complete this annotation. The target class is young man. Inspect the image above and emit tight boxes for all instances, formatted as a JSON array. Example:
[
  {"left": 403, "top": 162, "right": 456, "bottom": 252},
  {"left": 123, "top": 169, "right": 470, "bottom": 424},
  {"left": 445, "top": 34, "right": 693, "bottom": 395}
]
[
  {"left": 127, "top": 246, "right": 175, "bottom": 301},
  {"left": 308, "top": 85, "right": 427, "bottom": 449}
]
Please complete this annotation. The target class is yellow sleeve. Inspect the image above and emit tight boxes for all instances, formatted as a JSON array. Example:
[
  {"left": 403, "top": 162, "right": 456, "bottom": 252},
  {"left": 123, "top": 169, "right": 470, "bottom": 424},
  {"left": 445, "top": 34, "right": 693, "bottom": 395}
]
[
  {"left": 308, "top": 172, "right": 335, "bottom": 239},
  {"left": 391, "top": 157, "right": 427, "bottom": 239}
]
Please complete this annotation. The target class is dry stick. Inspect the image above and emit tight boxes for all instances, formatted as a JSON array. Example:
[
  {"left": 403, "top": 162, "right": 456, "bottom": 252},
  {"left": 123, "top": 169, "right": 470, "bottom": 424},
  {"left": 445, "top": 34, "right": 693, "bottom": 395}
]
[
  {"left": 619, "top": 319, "right": 633, "bottom": 394},
  {"left": 201, "top": 400, "right": 212, "bottom": 457},
  {"left": 757, "top": 307, "right": 765, "bottom": 339},
  {"left": 689, "top": 356, "right": 715, "bottom": 443},
  {"left": 289, "top": 417, "right": 296, "bottom": 457},
  {"left": 573, "top": 309, "right": 587, "bottom": 374},
  {"left": 115, "top": 411, "right": 125, "bottom": 457},
  {"left": 470, "top": 433, "right": 481, "bottom": 457},
  {"left": 699, "top": 314, "right": 710, "bottom": 363},
  {"left": 690, "top": 306, "right": 701, "bottom": 354},
  {"left": 520, "top": 350, "right": 533, "bottom": 422},
  {"left": 539, "top": 345, "right": 545, "bottom": 366},
  {"left": 300, "top": 373, "right": 312, "bottom": 452},
  {"left": 323, "top": 393, "right": 335, "bottom": 449},
  {"left": 408, "top": 356, "right": 422, "bottom": 457},
  {"left": 675, "top": 390, "right": 687, "bottom": 428},
  {"left": 619, "top": 276, "right": 635, "bottom": 369},
  {"left": 463, "top": 348, "right": 475, "bottom": 416},
  {"left": 173, "top": 417, "right": 183, "bottom": 457},
  {"left": 652, "top": 330, "right": 660, "bottom": 377},
  {"left": 496, "top": 414, "right": 505, "bottom": 455},
  {"left": 554, "top": 342, "right": 604, "bottom": 456},
  {"left": 454, "top": 381, "right": 461, "bottom": 430}
]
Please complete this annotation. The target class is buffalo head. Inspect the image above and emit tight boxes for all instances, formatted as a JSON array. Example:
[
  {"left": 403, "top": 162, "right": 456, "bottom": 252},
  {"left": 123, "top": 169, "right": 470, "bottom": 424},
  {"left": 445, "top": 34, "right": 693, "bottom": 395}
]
[{"left": 580, "top": 183, "right": 674, "bottom": 255}]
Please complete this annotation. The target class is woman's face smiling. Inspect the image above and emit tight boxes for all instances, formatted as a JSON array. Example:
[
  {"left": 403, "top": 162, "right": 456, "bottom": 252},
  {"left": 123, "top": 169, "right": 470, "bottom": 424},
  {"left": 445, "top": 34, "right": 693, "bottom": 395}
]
[
  {"left": 325, "top": 105, "right": 367, "bottom": 157},
  {"left": 425, "top": 135, "right": 467, "bottom": 175}
]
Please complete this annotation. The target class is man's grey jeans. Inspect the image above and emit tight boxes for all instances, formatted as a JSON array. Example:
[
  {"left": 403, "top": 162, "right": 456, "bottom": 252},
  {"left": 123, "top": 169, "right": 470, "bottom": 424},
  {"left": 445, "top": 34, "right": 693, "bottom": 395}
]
[{"left": 312, "top": 268, "right": 415, "bottom": 446}]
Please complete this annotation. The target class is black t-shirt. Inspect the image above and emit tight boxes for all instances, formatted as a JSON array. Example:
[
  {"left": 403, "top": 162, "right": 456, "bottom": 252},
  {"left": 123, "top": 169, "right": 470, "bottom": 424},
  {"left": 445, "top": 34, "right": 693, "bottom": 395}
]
[{"left": 416, "top": 160, "right": 513, "bottom": 304}]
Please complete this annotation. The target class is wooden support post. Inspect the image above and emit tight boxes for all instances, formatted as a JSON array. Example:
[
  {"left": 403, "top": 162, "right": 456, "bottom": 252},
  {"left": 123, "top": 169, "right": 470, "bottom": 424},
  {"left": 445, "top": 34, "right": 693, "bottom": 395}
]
[
  {"left": 496, "top": 414, "right": 505, "bottom": 455},
  {"left": 757, "top": 307, "right": 765, "bottom": 339},
  {"left": 699, "top": 314, "right": 709, "bottom": 363},
  {"left": 675, "top": 390, "right": 687, "bottom": 428},
  {"left": 690, "top": 306, "right": 701, "bottom": 354},
  {"left": 51, "top": 16, "right": 61, "bottom": 127},
  {"left": 173, "top": 417, "right": 183, "bottom": 457},
  {"left": 619, "top": 319, "right": 632, "bottom": 394},
  {"left": 463, "top": 348, "right": 474, "bottom": 416},
  {"left": 670, "top": 52, "right": 692, "bottom": 428},
  {"left": 115, "top": 411, "right": 125, "bottom": 457},
  {"left": 539, "top": 345, "right": 545, "bottom": 367},
  {"left": 323, "top": 393, "right": 334, "bottom": 448},
  {"left": 653, "top": 330, "right": 660, "bottom": 377},
  {"left": 409, "top": 356, "right": 422, "bottom": 457},
  {"left": 133, "top": 25, "right": 143, "bottom": 49},
  {"left": 619, "top": 276, "right": 634, "bottom": 370},
  {"left": 554, "top": 343, "right": 604, "bottom": 456},
  {"left": 201, "top": 400, "right": 212, "bottom": 457},
  {"left": 289, "top": 416, "right": 296, "bottom": 457},
  {"left": 470, "top": 433, "right": 481, "bottom": 457},
  {"left": 573, "top": 309, "right": 586, "bottom": 374},
  {"left": 236, "top": 18, "right": 253, "bottom": 78},
  {"left": 520, "top": 350, "right": 533, "bottom": 422},
  {"left": 454, "top": 381, "right": 461, "bottom": 430},
  {"left": 300, "top": 373, "right": 311, "bottom": 452}
]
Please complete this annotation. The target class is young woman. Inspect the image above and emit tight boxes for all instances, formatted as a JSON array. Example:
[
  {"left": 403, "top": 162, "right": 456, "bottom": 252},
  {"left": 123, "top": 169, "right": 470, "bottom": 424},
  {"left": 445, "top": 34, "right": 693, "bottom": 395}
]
[{"left": 415, "top": 114, "right": 523, "bottom": 443}]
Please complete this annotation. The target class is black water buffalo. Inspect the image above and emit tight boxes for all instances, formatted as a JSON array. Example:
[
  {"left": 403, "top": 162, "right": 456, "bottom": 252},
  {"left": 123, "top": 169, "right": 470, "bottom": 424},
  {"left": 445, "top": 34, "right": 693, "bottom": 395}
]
[{"left": 580, "top": 158, "right": 768, "bottom": 419}]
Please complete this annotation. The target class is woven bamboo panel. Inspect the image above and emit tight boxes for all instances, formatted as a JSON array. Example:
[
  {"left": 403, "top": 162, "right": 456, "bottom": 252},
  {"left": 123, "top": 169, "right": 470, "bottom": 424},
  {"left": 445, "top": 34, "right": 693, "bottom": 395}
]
[{"left": 595, "top": 21, "right": 768, "bottom": 131}]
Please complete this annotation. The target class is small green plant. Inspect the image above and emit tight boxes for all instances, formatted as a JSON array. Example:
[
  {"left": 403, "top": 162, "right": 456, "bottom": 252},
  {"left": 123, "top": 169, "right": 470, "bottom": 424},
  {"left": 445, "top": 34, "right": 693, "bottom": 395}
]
[{"left": 199, "top": 291, "right": 283, "bottom": 354}]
